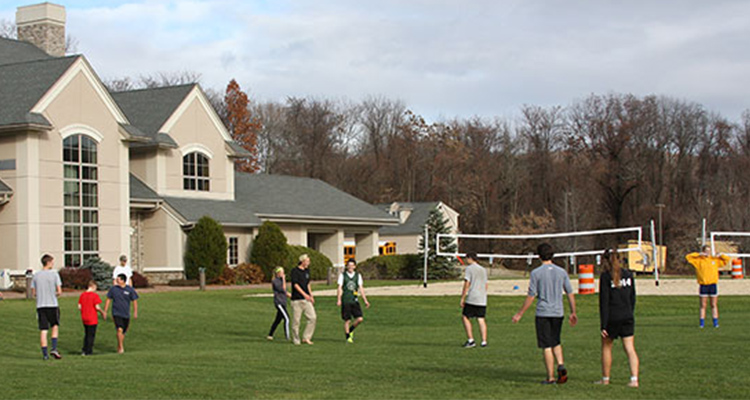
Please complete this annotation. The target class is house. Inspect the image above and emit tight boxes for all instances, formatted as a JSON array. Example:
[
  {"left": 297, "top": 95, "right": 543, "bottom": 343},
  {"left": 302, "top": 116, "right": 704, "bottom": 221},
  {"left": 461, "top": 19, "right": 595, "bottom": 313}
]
[
  {"left": 376, "top": 201, "right": 460, "bottom": 255},
  {"left": 0, "top": 3, "right": 397, "bottom": 283}
]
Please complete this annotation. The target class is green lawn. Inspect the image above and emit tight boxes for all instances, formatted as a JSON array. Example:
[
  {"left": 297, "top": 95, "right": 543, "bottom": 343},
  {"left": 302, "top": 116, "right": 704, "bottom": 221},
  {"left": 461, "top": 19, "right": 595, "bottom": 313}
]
[{"left": 1, "top": 291, "right": 748, "bottom": 399}]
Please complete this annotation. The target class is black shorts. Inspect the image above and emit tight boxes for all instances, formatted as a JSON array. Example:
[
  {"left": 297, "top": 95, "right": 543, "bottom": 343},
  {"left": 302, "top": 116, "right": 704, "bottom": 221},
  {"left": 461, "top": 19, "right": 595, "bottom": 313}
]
[
  {"left": 114, "top": 316, "right": 130, "bottom": 334},
  {"left": 604, "top": 318, "right": 634, "bottom": 339},
  {"left": 37, "top": 307, "right": 60, "bottom": 330},
  {"left": 462, "top": 304, "right": 487, "bottom": 318},
  {"left": 536, "top": 316, "right": 564, "bottom": 349},
  {"left": 341, "top": 302, "right": 363, "bottom": 320}
]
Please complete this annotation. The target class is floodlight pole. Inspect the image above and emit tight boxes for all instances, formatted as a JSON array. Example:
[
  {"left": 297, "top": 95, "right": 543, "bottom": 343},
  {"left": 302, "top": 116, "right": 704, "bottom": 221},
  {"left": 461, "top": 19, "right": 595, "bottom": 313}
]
[{"left": 423, "top": 225, "right": 428, "bottom": 288}]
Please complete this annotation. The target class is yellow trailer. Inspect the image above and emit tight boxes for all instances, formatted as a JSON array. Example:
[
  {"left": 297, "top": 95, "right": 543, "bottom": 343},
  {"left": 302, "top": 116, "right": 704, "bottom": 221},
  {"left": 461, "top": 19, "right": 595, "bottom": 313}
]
[{"left": 618, "top": 240, "right": 666, "bottom": 273}]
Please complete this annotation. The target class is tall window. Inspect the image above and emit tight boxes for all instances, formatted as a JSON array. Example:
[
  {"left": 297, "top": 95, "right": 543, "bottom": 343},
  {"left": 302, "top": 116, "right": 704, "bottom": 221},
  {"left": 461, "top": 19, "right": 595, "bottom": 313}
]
[
  {"left": 228, "top": 237, "right": 239, "bottom": 266},
  {"left": 183, "top": 152, "right": 210, "bottom": 191},
  {"left": 63, "top": 135, "right": 98, "bottom": 267}
]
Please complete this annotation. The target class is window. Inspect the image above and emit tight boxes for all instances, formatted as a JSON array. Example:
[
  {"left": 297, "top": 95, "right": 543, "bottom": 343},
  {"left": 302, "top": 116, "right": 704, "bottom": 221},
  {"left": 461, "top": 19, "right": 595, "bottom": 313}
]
[
  {"left": 63, "top": 135, "right": 98, "bottom": 267},
  {"left": 228, "top": 237, "right": 238, "bottom": 266},
  {"left": 183, "top": 152, "right": 210, "bottom": 191}
]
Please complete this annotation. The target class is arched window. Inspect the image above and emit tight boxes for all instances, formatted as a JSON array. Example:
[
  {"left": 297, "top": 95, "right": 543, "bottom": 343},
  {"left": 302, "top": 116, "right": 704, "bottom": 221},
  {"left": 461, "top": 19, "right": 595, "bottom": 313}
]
[
  {"left": 63, "top": 135, "right": 98, "bottom": 267},
  {"left": 183, "top": 152, "right": 210, "bottom": 191}
]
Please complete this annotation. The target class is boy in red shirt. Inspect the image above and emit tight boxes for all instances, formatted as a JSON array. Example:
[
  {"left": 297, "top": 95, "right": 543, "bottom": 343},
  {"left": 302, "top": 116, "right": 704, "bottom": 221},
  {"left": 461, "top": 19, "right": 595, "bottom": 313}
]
[{"left": 78, "top": 280, "right": 105, "bottom": 356}]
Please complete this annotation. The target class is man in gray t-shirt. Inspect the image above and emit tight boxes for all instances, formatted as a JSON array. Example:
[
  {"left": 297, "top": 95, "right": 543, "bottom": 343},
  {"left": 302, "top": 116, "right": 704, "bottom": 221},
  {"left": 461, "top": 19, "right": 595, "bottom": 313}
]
[
  {"left": 460, "top": 252, "right": 489, "bottom": 348},
  {"left": 512, "top": 243, "right": 577, "bottom": 385},
  {"left": 31, "top": 254, "right": 63, "bottom": 360}
]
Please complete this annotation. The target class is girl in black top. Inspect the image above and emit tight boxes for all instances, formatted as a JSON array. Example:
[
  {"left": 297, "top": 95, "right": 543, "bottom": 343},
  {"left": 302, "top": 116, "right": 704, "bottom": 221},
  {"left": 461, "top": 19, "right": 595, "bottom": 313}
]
[{"left": 597, "top": 249, "right": 640, "bottom": 388}]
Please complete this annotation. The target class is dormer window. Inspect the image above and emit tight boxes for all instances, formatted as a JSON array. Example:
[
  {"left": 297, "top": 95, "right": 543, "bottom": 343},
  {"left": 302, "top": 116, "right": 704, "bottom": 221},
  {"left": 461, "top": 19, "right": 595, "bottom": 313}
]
[{"left": 183, "top": 152, "right": 210, "bottom": 191}]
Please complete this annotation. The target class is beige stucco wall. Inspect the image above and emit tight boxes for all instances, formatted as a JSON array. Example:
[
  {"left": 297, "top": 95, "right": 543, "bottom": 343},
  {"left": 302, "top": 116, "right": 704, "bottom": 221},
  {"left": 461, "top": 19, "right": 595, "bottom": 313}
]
[
  {"left": 380, "top": 234, "right": 421, "bottom": 255},
  {"left": 139, "top": 207, "right": 185, "bottom": 271},
  {"left": 160, "top": 92, "right": 234, "bottom": 200},
  {"left": 224, "top": 227, "right": 254, "bottom": 265},
  {"left": 37, "top": 69, "right": 131, "bottom": 269},
  {"left": 0, "top": 135, "right": 20, "bottom": 270}
]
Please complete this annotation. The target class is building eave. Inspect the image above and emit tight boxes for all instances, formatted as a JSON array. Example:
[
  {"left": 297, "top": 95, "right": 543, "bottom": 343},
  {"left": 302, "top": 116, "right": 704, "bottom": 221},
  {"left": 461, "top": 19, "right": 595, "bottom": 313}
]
[{"left": 258, "top": 214, "right": 400, "bottom": 226}]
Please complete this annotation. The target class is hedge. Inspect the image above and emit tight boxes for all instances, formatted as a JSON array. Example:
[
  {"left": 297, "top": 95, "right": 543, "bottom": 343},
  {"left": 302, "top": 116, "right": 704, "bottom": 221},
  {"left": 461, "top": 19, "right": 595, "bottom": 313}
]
[
  {"left": 285, "top": 245, "right": 332, "bottom": 280},
  {"left": 359, "top": 254, "right": 422, "bottom": 280}
]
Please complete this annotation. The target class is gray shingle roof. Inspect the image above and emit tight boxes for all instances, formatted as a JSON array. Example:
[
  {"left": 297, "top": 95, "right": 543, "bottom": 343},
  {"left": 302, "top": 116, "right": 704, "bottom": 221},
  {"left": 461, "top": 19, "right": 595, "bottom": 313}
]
[
  {"left": 129, "top": 174, "right": 161, "bottom": 200},
  {"left": 111, "top": 84, "right": 194, "bottom": 141},
  {"left": 0, "top": 37, "right": 51, "bottom": 66},
  {"left": 0, "top": 178, "right": 12, "bottom": 193},
  {"left": 226, "top": 140, "right": 253, "bottom": 157},
  {"left": 163, "top": 196, "right": 262, "bottom": 227},
  {"left": 235, "top": 172, "right": 398, "bottom": 223},
  {"left": 0, "top": 55, "right": 78, "bottom": 129},
  {"left": 378, "top": 202, "right": 439, "bottom": 235},
  {"left": 129, "top": 174, "right": 260, "bottom": 226}
]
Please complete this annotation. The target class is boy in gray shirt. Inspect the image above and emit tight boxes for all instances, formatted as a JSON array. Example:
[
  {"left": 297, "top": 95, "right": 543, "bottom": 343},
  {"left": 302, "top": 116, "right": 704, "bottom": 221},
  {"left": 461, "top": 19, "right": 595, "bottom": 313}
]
[
  {"left": 31, "top": 254, "right": 63, "bottom": 360},
  {"left": 460, "top": 252, "right": 489, "bottom": 348},
  {"left": 512, "top": 243, "right": 577, "bottom": 384}
]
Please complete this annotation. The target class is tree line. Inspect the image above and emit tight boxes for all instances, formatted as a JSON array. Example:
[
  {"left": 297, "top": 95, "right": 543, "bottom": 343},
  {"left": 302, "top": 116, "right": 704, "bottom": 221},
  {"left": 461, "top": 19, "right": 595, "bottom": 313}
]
[{"left": 216, "top": 83, "right": 750, "bottom": 272}]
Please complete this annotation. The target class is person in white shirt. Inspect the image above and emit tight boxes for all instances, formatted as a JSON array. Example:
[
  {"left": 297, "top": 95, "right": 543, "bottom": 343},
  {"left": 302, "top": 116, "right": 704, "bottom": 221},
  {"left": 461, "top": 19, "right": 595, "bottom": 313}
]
[{"left": 112, "top": 255, "right": 133, "bottom": 286}]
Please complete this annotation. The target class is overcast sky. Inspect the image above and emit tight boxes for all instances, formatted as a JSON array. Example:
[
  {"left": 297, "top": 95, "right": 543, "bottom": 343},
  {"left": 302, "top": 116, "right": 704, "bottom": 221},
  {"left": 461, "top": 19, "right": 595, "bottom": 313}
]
[{"left": 2, "top": 0, "right": 750, "bottom": 122}]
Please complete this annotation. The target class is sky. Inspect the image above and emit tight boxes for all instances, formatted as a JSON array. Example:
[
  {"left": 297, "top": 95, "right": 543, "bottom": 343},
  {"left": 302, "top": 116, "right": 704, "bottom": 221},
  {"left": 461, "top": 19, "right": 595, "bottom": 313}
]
[{"left": 2, "top": 0, "right": 750, "bottom": 122}]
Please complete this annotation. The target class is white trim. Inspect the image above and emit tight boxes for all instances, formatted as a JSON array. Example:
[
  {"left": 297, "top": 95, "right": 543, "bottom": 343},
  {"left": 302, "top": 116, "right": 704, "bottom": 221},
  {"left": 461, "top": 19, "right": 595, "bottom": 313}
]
[
  {"left": 31, "top": 57, "right": 129, "bottom": 124},
  {"left": 59, "top": 124, "right": 104, "bottom": 143},
  {"left": 160, "top": 86, "right": 233, "bottom": 142},
  {"left": 180, "top": 143, "right": 214, "bottom": 159},
  {"left": 143, "top": 267, "right": 184, "bottom": 273}
]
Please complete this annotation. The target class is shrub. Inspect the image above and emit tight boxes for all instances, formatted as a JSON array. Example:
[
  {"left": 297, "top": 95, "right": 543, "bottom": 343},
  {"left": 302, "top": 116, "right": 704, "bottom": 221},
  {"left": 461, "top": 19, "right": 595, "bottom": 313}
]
[
  {"left": 419, "top": 209, "right": 460, "bottom": 280},
  {"left": 235, "top": 263, "right": 264, "bottom": 284},
  {"left": 184, "top": 216, "right": 227, "bottom": 281},
  {"left": 81, "top": 257, "right": 114, "bottom": 290},
  {"left": 285, "top": 245, "right": 332, "bottom": 280},
  {"left": 59, "top": 267, "right": 93, "bottom": 289},
  {"left": 167, "top": 279, "right": 200, "bottom": 287},
  {"left": 359, "top": 254, "right": 422, "bottom": 280},
  {"left": 250, "top": 221, "right": 289, "bottom": 281},
  {"left": 131, "top": 271, "right": 149, "bottom": 288},
  {"left": 214, "top": 265, "right": 237, "bottom": 285}
]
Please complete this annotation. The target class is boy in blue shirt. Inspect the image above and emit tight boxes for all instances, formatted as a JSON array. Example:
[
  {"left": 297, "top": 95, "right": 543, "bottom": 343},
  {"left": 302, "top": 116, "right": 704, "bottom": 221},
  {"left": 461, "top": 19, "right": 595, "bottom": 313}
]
[{"left": 104, "top": 274, "right": 139, "bottom": 354}]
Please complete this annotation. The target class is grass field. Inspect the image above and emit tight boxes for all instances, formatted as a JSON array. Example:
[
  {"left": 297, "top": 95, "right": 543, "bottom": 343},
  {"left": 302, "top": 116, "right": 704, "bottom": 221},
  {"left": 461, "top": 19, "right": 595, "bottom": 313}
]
[{"left": 1, "top": 289, "right": 748, "bottom": 399}]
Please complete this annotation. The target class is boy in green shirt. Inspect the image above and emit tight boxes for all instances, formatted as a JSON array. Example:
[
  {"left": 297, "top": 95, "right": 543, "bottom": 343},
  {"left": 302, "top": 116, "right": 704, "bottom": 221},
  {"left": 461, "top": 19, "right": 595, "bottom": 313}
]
[{"left": 336, "top": 259, "right": 370, "bottom": 343}]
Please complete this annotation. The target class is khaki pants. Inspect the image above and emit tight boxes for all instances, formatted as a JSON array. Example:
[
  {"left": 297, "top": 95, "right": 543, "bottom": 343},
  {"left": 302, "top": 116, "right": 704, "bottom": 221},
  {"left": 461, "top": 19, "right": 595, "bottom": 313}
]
[{"left": 291, "top": 300, "right": 317, "bottom": 344}]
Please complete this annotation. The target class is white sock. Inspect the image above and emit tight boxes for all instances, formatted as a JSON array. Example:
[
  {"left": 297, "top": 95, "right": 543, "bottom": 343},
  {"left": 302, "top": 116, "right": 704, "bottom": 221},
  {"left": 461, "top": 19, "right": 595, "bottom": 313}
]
[{"left": 630, "top": 376, "right": 638, "bottom": 382}]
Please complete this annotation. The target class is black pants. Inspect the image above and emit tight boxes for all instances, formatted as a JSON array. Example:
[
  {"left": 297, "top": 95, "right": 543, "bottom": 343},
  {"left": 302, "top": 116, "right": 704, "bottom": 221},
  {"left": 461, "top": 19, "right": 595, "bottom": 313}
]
[
  {"left": 268, "top": 304, "right": 290, "bottom": 340},
  {"left": 82, "top": 324, "right": 97, "bottom": 355}
]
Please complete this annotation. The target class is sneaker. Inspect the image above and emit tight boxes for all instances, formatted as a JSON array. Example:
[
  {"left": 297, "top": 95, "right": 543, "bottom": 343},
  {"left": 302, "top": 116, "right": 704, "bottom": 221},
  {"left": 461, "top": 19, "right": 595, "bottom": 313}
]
[
  {"left": 43, "top": 355, "right": 49, "bottom": 361},
  {"left": 627, "top": 380, "right": 639, "bottom": 388},
  {"left": 540, "top": 379, "right": 557, "bottom": 385},
  {"left": 556, "top": 366, "right": 568, "bottom": 384},
  {"left": 463, "top": 340, "right": 476, "bottom": 348},
  {"left": 50, "top": 350, "right": 62, "bottom": 360},
  {"left": 480, "top": 342, "right": 487, "bottom": 348},
  {"left": 266, "top": 336, "right": 274, "bottom": 341},
  {"left": 347, "top": 336, "right": 354, "bottom": 344}
]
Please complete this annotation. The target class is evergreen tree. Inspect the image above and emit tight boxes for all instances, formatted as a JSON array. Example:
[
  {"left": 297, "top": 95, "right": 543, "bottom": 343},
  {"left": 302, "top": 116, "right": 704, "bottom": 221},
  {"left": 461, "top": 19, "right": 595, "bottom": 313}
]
[
  {"left": 82, "top": 257, "right": 114, "bottom": 291},
  {"left": 184, "top": 216, "right": 227, "bottom": 281},
  {"left": 250, "top": 221, "right": 289, "bottom": 281},
  {"left": 419, "top": 208, "right": 459, "bottom": 279}
]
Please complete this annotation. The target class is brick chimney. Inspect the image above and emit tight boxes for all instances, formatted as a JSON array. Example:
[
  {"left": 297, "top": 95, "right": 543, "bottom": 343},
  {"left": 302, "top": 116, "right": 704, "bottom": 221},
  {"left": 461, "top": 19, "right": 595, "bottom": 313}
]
[{"left": 16, "top": 2, "right": 66, "bottom": 57}]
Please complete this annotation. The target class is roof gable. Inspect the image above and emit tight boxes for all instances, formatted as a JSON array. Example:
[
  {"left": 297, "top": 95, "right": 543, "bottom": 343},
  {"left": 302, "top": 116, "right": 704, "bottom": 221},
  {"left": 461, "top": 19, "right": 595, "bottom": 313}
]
[
  {"left": 378, "top": 201, "right": 440, "bottom": 235},
  {"left": 111, "top": 84, "right": 194, "bottom": 137},
  {"left": 0, "top": 55, "right": 77, "bottom": 129}
]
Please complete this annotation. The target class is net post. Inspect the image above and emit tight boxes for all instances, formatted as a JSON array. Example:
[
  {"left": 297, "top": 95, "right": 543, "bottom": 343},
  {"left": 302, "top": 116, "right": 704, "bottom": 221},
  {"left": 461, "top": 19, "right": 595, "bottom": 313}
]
[
  {"left": 651, "top": 220, "right": 659, "bottom": 286},
  {"left": 423, "top": 225, "right": 428, "bottom": 288}
]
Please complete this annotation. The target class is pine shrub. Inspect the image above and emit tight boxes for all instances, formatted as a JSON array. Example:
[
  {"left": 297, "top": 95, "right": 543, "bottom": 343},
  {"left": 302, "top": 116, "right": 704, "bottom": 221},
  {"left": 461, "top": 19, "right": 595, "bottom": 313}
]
[
  {"left": 184, "top": 216, "right": 227, "bottom": 281},
  {"left": 250, "top": 221, "right": 289, "bottom": 281},
  {"left": 81, "top": 257, "right": 114, "bottom": 290}
]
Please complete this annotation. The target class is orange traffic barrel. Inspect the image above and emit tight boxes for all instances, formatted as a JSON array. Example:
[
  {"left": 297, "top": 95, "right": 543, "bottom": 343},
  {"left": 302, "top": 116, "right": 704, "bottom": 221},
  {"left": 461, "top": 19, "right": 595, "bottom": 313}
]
[
  {"left": 731, "top": 259, "right": 744, "bottom": 279},
  {"left": 578, "top": 264, "right": 595, "bottom": 294}
]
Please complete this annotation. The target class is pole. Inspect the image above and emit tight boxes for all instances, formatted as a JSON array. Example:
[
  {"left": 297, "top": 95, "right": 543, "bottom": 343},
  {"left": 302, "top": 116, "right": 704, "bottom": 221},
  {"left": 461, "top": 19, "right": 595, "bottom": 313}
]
[
  {"left": 25, "top": 269, "right": 33, "bottom": 300},
  {"left": 199, "top": 267, "right": 206, "bottom": 291},
  {"left": 651, "top": 220, "right": 659, "bottom": 287},
  {"left": 702, "top": 218, "right": 707, "bottom": 247},
  {"left": 423, "top": 225, "right": 428, "bottom": 288},
  {"left": 656, "top": 203, "right": 665, "bottom": 282}
]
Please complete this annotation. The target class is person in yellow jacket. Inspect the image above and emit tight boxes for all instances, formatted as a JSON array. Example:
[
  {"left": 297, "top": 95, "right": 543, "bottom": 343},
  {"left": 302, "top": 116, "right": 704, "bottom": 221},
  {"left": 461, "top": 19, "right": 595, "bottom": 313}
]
[{"left": 685, "top": 245, "right": 731, "bottom": 328}]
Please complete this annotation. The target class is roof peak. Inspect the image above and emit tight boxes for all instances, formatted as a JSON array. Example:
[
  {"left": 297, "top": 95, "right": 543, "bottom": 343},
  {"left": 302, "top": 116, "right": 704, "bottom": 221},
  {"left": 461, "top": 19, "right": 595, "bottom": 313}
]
[{"left": 110, "top": 83, "right": 197, "bottom": 95}]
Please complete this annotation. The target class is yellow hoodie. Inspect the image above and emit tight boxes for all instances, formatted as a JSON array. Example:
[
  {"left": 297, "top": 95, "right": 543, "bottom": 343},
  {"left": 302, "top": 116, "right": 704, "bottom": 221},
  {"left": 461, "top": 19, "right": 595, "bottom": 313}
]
[{"left": 685, "top": 253, "right": 731, "bottom": 285}]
